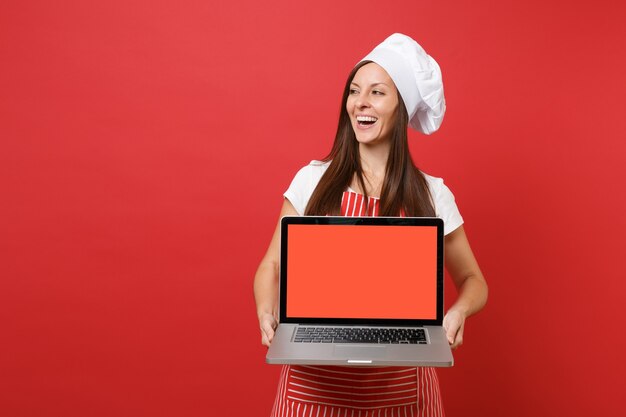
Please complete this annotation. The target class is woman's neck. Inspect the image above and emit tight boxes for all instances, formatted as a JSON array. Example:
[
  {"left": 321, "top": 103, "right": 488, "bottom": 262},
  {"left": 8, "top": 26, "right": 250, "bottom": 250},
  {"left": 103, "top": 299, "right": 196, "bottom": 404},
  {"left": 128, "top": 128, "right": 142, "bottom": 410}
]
[
  {"left": 358, "top": 141, "right": 390, "bottom": 178},
  {"left": 352, "top": 141, "right": 391, "bottom": 197}
]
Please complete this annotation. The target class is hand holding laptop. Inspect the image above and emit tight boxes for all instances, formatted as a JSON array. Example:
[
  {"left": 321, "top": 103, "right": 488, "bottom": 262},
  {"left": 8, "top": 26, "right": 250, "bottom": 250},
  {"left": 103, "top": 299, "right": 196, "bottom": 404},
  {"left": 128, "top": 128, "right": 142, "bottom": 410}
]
[
  {"left": 259, "top": 312, "right": 278, "bottom": 347},
  {"left": 443, "top": 308, "right": 465, "bottom": 349}
]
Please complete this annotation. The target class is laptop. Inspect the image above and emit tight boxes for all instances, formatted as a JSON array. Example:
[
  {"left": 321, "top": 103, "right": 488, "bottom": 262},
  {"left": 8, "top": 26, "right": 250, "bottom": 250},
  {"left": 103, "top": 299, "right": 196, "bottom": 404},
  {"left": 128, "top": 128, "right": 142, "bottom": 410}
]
[{"left": 265, "top": 216, "right": 453, "bottom": 367}]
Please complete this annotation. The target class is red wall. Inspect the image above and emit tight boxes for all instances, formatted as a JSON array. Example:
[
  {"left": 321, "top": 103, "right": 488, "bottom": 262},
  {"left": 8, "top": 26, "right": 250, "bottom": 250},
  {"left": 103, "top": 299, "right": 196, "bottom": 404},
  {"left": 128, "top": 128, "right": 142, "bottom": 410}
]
[{"left": 1, "top": 1, "right": 625, "bottom": 416}]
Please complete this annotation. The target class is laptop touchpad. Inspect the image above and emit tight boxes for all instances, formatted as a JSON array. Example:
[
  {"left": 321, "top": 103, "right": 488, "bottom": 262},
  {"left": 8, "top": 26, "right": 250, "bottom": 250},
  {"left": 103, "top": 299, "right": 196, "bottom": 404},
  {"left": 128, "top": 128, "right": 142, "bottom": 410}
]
[{"left": 334, "top": 345, "right": 387, "bottom": 358}]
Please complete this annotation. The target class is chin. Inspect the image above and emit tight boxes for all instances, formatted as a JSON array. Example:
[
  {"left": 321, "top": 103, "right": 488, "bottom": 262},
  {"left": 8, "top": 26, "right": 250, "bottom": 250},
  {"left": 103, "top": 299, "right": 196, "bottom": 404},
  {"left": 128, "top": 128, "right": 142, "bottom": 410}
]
[{"left": 355, "top": 134, "right": 382, "bottom": 145}]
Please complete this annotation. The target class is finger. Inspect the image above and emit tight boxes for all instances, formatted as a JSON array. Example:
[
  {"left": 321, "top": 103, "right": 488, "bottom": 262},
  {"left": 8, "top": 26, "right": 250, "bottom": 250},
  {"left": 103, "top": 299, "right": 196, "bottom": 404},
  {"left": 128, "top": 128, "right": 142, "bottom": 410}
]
[
  {"left": 262, "top": 322, "right": 276, "bottom": 338},
  {"left": 266, "top": 327, "right": 275, "bottom": 342},
  {"left": 265, "top": 322, "right": 276, "bottom": 338},
  {"left": 446, "top": 325, "right": 457, "bottom": 345},
  {"left": 451, "top": 335, "right": 463, "bottom": 349},
  {"left": 261, "top": 328, "right": 274, "bottom": 347},
  {"left": 446, "top": 330, "right": 454, "bottom": 345},
  {"left": 450, "top": 325, "right": 464, "bottom": 349}
]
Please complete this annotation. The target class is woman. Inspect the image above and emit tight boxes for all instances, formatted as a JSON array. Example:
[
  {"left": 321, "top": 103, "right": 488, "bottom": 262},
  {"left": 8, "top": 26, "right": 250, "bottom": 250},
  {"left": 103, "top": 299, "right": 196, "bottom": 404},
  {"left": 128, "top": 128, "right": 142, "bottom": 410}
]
[{"left": 254, "top": 33, "right": 488, "bottom": 417}]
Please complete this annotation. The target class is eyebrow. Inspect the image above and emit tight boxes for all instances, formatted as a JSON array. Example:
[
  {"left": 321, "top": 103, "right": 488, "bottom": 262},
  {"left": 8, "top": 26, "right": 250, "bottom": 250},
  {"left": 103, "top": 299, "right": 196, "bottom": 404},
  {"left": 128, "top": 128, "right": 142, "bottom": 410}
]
[{"left": 350, "top": 82, "right": 390, "bottom": 88}]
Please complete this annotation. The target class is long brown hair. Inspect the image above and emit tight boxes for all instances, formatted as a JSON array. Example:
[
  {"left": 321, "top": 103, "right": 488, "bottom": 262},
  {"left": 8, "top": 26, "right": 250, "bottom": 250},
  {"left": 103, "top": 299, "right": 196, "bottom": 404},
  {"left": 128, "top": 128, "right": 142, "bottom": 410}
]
[{"left": 305, "top": 61, "right": 436, "bottom": 217}]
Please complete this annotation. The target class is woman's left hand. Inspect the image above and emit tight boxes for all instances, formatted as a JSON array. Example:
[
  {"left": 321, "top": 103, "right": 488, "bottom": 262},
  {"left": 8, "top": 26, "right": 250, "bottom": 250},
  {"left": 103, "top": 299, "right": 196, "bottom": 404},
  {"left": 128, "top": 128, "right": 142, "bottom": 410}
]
[{"left": 443, "top": 308, "right": 466, "bottom": 349}]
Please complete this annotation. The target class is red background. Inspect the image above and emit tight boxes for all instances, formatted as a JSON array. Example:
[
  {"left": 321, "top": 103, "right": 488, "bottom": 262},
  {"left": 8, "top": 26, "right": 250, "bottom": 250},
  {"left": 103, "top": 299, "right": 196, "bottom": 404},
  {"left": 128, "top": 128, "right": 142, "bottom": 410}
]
[{"left": 1, "top": 1, "right": 625, "bottom": 416}]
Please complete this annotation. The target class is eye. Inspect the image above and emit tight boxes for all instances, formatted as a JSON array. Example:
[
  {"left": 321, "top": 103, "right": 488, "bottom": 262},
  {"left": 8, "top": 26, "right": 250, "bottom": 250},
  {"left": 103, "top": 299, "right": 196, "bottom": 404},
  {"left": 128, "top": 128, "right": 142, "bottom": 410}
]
[
  {"left": 349, "top": 88, "right": 359, "bottom": 95},
  {"left": 372, "top": 90, "right": 384, "bottom": 95}
]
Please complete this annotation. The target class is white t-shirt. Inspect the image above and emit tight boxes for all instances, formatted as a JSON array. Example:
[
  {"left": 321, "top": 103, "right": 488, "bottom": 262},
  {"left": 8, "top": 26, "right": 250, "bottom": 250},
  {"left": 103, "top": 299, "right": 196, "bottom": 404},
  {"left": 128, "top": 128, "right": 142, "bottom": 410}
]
[{"left": 284, "top": 160, "right": 464, "bottom": 236}]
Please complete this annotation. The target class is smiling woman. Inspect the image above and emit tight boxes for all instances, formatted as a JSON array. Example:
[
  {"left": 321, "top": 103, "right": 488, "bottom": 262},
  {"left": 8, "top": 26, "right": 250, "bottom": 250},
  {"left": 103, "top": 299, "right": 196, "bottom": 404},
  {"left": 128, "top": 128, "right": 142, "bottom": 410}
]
[
  {"left": 304, "top": 58, "right": 434, "bottom": 218},
  {"left": 254, "top": 33, "right": 488, "bottom": 417}
]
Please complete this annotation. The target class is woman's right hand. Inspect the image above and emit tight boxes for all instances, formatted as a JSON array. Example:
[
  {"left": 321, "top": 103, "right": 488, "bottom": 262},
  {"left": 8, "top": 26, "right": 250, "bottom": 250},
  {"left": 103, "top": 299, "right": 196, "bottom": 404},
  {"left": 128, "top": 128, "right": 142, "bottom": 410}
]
[
  {"left": 254, "top": 199, "right": 298, "bottom": 348},
  {"left": 259, "top": 312, "right": 278, "bottom": 347}
]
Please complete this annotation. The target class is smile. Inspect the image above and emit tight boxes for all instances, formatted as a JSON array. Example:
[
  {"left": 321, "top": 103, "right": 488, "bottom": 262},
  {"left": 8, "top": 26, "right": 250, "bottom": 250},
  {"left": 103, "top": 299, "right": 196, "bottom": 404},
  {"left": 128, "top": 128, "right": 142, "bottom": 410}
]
[{"left": 356, "top": 115, "right": 378, "bottom": 127}]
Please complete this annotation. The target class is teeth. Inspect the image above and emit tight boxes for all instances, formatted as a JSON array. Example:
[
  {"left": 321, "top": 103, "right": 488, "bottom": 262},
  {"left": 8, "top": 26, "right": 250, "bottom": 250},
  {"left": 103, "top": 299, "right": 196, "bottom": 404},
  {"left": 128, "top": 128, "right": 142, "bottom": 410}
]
[{"left": 356, "top": 116, "right": 378, "bottom": 122}]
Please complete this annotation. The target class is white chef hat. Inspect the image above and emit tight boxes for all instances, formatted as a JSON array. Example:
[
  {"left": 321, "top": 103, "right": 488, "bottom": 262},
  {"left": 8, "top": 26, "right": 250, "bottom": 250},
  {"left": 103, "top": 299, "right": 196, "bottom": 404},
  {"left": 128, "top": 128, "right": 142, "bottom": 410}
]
[{"left": 359, "top": 33, "right": 446, "bottom": 135}]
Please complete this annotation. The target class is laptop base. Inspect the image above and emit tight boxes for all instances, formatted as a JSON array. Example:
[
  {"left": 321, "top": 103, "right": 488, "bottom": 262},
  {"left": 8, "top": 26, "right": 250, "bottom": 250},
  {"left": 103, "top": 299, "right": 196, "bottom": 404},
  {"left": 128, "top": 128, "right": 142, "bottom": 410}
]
[{"left": 267, "top": 324, "right": 453, "bottom": 367}]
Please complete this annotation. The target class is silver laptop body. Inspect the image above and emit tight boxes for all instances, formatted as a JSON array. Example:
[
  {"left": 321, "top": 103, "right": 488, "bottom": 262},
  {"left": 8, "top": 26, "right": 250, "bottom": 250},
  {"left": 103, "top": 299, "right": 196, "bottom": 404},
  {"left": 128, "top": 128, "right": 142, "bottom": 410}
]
[{"left": 266, "top": 216, "right": 453, "bottom": 367}]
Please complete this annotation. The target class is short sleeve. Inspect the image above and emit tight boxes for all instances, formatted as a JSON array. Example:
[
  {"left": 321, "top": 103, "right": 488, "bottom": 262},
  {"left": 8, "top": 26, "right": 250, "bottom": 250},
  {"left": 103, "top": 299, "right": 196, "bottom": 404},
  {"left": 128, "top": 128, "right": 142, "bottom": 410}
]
[
  {"left": 425, "top": 175, "right": 464, "bottom": 235},
  {"left": 283, "top": 161, "right": 329, "bottom": 215}
]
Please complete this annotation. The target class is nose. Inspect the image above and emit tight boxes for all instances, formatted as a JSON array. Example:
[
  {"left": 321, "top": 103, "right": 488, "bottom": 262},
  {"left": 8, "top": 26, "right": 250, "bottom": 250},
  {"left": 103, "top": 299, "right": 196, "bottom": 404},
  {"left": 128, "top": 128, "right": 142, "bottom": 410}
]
[{"left": 355, "top": 92, "right": 370, "bottom": 109}]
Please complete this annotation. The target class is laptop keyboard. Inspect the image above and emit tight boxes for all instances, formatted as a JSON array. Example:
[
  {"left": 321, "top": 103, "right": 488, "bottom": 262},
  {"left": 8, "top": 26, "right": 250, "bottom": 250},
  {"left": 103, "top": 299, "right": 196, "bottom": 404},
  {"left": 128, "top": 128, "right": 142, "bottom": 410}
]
[{"left": 294, "top": 327, "right": 427, "bottom": 344}]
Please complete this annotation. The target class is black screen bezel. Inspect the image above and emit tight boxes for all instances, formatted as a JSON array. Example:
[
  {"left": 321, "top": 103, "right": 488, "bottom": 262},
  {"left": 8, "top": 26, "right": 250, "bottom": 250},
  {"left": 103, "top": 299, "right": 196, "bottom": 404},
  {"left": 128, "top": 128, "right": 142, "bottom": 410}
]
[{"left": 279, "top": 216, "right": 444, "bottom": 326}]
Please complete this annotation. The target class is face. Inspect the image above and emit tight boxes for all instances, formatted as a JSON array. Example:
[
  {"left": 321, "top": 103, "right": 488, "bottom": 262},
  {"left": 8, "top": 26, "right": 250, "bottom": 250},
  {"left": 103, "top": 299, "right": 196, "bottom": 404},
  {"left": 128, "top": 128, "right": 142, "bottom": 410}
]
[{"left": 346, "top": 63, "right": 399, "bottom": 146}]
